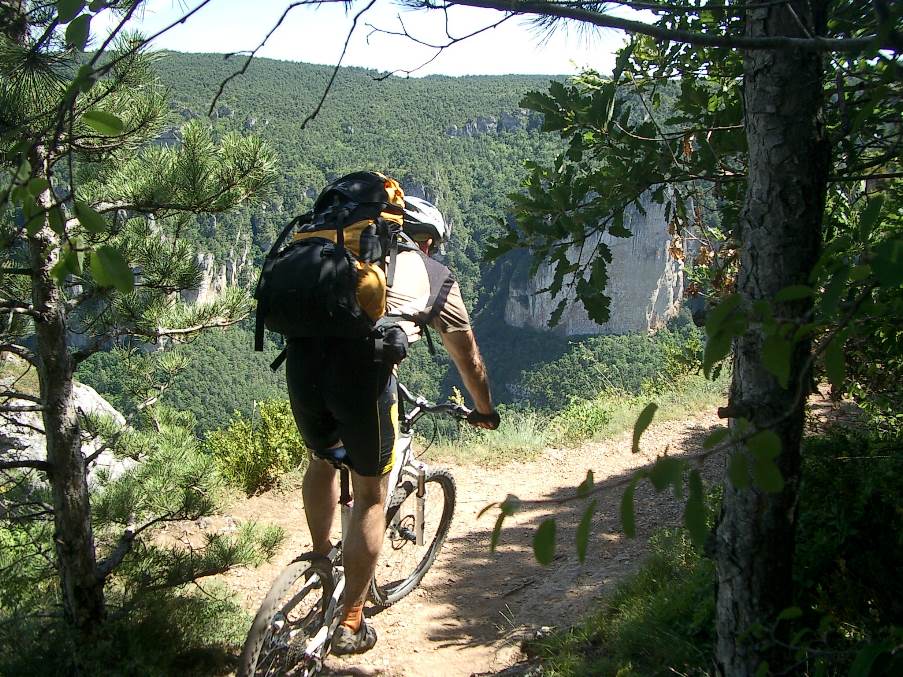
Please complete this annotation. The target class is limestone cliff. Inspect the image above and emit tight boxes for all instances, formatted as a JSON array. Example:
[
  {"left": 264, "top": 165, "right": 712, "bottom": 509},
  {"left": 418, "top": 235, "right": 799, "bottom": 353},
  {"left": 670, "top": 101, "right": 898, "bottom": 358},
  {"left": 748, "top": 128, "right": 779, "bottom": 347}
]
[
  {"left": 0, "top": 366, "right": 134, "bottom": 485},
  {"left": 180, "top": 240, "right": 252, "bottom": 306},
  {"left": 504, "top": 193, "right": 685, "bottom": 336}
]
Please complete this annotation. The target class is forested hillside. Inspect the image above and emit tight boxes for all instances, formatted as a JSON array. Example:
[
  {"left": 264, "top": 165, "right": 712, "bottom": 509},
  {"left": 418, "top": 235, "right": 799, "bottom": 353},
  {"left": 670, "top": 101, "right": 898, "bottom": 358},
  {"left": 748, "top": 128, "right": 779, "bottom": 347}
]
[
  {"left": 154, "top": 52, "right": 560, "bottom": 303},
  {"left": 79, "top": 52, "right": 585, "bottom": 431}
]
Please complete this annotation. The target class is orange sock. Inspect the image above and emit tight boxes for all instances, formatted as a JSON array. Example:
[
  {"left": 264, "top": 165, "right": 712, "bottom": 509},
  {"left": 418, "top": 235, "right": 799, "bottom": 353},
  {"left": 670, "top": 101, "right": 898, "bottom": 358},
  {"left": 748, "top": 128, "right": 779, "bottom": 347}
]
[{"left": 340, "top": 602, "right": 364, "bottom": 632}]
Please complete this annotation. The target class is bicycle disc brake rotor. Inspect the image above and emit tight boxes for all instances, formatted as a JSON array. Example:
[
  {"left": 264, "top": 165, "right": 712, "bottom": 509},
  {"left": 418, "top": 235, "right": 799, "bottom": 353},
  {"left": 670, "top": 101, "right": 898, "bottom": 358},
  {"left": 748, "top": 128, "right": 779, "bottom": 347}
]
[
  {"left": 256, "top": 586, "right": 325, "bottom": 676},
  {"left": 389, "top": 514, "right": 417, "bottom": 550}
]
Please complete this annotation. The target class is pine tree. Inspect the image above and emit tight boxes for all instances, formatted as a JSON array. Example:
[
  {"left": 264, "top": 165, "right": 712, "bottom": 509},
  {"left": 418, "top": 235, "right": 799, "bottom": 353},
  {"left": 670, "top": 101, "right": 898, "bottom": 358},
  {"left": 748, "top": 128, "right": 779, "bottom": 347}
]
[{"left": 0, "top": 1, "right": 281, "bottom": 662}]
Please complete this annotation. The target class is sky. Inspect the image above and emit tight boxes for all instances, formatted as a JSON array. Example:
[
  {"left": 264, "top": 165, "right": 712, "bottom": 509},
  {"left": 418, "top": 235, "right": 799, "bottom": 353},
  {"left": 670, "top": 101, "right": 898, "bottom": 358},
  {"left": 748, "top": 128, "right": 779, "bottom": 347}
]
[{"left": 102, "top": 0, "right": 644, "bottom": 77}]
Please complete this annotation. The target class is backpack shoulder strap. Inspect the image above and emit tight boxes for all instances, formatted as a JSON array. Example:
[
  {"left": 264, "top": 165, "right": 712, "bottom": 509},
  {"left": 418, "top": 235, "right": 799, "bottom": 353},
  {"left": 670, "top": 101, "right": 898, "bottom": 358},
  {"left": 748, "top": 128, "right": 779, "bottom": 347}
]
[{"left": 254, "top": 212, "right": 311, "bottom": 352}]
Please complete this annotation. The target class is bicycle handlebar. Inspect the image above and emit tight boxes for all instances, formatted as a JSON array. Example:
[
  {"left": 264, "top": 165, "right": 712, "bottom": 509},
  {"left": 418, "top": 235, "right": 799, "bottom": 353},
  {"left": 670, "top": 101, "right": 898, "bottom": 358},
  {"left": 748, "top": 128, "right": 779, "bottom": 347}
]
[{"left": 398, "top": 382, "right": 471, "bottom": 429}]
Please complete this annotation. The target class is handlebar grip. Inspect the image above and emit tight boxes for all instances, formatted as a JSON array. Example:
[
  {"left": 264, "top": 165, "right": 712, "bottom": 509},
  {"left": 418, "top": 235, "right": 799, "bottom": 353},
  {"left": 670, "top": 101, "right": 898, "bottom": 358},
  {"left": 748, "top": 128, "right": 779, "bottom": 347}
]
[{"left": 466, "top": 410, "right": 501, "bottom": 430}]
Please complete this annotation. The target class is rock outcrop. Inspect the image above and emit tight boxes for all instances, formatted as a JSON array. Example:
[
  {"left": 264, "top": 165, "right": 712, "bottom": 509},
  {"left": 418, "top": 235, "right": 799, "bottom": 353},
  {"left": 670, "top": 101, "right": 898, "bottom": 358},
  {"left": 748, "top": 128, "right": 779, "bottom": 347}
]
[
  {"left": 0, "top": 371, "right": 134, "bottom": 485},
  {"left": 504, "top": 192, "right": 685, "bottom": 336},
  {"left": 180, "top": 241, "right": 252, "bottom": 306},
  {"left": 445, "top": 109, "right": 542, "bottom": 137}
]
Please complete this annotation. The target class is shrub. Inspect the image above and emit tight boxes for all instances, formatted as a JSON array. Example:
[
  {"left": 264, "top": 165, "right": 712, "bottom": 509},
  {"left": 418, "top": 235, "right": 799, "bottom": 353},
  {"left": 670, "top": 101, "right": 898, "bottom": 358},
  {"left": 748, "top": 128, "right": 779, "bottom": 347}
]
[
  {"left": 205, "top": 399, "right": 307, "bottom": 494},
  {"left": 549, "top": 396, "right": 613, "bottom": 444}
]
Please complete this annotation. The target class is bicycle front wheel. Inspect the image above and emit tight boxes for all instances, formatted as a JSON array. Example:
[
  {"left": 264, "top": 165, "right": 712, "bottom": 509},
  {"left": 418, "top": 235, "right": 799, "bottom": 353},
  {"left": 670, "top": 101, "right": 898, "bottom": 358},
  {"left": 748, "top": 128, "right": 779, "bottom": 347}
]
[
  {"left": 370, "top": 468, "right": 456, "bottom": 607},
  {"left": 238, "top": 554, "right": 335, "bottom": 677}
]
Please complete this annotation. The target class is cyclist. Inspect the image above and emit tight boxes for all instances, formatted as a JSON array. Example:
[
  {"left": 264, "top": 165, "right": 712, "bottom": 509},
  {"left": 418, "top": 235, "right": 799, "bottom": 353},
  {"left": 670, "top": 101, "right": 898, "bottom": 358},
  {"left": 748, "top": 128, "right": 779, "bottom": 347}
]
[{"left": 284, "top": 189, "right": 500, "bottom": 656}]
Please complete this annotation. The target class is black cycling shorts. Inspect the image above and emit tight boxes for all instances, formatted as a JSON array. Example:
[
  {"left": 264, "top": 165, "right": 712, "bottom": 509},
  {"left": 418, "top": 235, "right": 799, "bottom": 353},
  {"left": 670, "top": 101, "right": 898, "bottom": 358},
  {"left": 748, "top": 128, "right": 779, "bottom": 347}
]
[{"left": 285, "top": 337, "right": 398, "bottom": 477}]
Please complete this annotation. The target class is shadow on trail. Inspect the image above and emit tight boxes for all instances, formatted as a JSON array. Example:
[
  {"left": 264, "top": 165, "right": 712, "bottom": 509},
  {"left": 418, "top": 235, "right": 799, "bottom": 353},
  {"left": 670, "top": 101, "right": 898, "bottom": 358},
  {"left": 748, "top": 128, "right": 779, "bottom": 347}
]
[{"left": 400, "top": 418, "right": 723, "bottom": 657}]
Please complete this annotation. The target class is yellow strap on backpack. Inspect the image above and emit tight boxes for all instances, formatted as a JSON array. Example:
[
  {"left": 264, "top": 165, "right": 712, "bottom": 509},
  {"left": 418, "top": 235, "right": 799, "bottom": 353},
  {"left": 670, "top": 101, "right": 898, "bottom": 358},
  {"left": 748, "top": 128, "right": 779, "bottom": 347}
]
[{"left": 355, "top": 261, "right": 387, "bottom": 321}]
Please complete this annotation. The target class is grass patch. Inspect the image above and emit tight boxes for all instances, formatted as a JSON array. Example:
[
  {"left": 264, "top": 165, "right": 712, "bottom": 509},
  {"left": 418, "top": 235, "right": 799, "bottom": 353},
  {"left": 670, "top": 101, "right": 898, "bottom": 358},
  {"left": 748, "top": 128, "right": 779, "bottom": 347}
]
[
  {"left": 527, "top": 528, "right": 715, "bottom": 677},
  {"left": 0, "top": 356, "right": 40, "bottom": 397},
  {"left": 425, "top": 374, "right": 727, "bottom": 466}
]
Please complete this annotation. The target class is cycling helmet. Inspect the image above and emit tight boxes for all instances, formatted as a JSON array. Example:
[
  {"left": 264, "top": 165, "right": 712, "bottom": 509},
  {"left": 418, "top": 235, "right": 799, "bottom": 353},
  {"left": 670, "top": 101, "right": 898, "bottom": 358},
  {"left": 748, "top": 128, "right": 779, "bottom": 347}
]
[{"left": 402, "top": 196, "right": 449, "bottom": 253}]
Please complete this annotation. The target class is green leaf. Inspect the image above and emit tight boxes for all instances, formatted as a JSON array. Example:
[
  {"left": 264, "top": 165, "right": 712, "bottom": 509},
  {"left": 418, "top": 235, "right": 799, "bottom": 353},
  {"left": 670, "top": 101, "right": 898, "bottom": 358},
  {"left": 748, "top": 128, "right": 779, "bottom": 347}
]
[
  {"left": 848, "top": 641, "right": 892, "bottom": 677},
  {"left": 777, "top": 606, "right": 802, "bottom": 621},
  {"left": 727, "top": 451, "right": 751, "bottom": 489},
  {"left": 576, "top": 499, "right": 596, "bottom": 563},
  {"left": 684, "top": 469, "right": 707, "bottom": 547},
  {"left": 65, "top": 13, "right": 91, "bottom": 50},
  {"left": 82, "top": 109, "right": 124, "bottom": 136},
  {"left": 75, "top": 200, "right": 107, "bottom": 234},
  {"left": 23, "top": 195, "right": 43, "bottom": 235},
  {"left": 533, "top": 518, "right": 556, "bottom": 566},
  {"left": 752, "top": 457, "right": 784, "bottom": 493},
  {"left": 824, "top": 335, "right": 846, "bottom": 391},
  {"left": 705, "top": 293, "right": 741, "bottom": 338},
  {"left": 775, "top": 285, "right": 813, "bottom": 302},
  {"left": 500, "top": 494, "right": 521, "bottom": 516},
  {"left": 631, "top": 403, "right": 658, "bottom": 454},
  {"left": 648, "top": 456, "right": 682, "bottom": 492},
  {"left": 577, "top": 470, "right": 594, "bottom": 498},
  {"left": 490, "top": 513, "right": 506, "bottom": 553},
  {"left": 747, "top": 430, "right": 784, "bottom": 491},
  {"left": 27, "top": 178, "right": 50, "bottom": 195},
  {"left": 51, "top": 243, "right": 83, "bottom": 282},
  {"left": 89, "top": 0, "right": 108, "bottom": 10},
  {"left": 47, "top": 205, "right": 65, "bottom": 235},
  {"left": 873, "top": 238, "right": 903, "bottom": 286},
  {"left": 755, "top": 662, "right": 769, "bottom": 677},
  {"left": 90, "top": 244, "right": 133, "bottom": 293},
  {"left": 704, "top": 427, "right": 730, "bottom": 450},
  {"left": 476, "top": 502, "right": 498, "bottom": 520},
  {"left": 820, "top": 266, "right": 849, "bottom": 315},
  {"left": 57, "top": 0, "right": 86, "bottom": 22},
  {"left": 857, "top": 196, "right": 883, "bottom": 242},
  {"left": 762, "top": 334, "right": 792, "bottom": 389},
  {"left": 850, "top": 264, "right": 872, "bottom": 282},
  {"left": 73, "top": 64, "right": 98, "bottom": 93},
  {"left": 748, "top": 430, "right": 781, "bottom": 460},
  {"left": 703, "top": 331, "right": 732, "bottom": 378},
  {"left": 15, "top": 159, "right": 32, "bottom": 182},
  {"left": 620, "top": 479, "right": 637, "bottom": 538}
]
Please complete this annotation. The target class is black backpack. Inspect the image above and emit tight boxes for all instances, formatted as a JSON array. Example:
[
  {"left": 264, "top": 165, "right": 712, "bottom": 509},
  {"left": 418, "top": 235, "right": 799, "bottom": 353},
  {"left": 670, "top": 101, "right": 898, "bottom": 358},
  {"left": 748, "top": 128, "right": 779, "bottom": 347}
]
[{"left": 253, "top": 171, "right": 411, "bottom": 369}]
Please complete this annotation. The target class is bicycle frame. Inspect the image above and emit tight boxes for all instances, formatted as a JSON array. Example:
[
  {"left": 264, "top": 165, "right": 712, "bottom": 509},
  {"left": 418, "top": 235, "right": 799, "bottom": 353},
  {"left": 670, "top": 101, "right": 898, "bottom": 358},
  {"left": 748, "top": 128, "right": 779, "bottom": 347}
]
[
  {"left": 299, "top": 428, "right": 426, "bottom": 666},
  {"left": 270, "top": 386, "right": 467, "bottom": 673}
]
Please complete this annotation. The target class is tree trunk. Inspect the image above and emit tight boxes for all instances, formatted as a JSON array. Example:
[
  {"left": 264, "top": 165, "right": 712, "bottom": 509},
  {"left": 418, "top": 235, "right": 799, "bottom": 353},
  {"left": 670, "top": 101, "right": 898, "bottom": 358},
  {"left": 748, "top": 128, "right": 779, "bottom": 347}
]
[
  {"left": 28, "top": 148, "right": 105, "bottom": 632},
  {"left": 715, "top": 2, "right": 828, "bottom": 674}
]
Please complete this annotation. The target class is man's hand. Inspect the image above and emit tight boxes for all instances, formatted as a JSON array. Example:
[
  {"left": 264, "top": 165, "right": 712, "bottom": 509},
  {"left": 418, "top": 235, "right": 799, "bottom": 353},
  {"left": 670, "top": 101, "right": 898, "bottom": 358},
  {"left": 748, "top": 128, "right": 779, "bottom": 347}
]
[{"left": 466, "top": 409, "right": 500, "bottom": 430}]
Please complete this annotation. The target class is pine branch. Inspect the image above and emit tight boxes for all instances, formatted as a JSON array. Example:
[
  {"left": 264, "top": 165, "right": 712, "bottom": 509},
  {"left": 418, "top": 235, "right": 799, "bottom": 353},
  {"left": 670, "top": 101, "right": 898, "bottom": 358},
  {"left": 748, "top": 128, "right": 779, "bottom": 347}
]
[
  {"left": 0, "top": 459, "right": 50, "bottom": 472},
  {"left": 0, "top": 391, "right": 41, "bottom": 404},
  {"left": 96, "top": 512, "right": 176, "bottom": 581},
  {"left": 0, "top": 343, "right": 37, "bottom": 364},
  {"left": 442, "top": 0, "right": 890, "bottom": 52}
]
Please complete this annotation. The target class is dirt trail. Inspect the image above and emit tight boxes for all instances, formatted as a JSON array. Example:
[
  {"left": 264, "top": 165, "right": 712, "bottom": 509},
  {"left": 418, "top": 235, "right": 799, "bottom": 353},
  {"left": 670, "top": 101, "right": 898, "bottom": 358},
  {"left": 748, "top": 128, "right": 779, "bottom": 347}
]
[{"left": 195, "top": 409, "right": 723, "bottom": 676}]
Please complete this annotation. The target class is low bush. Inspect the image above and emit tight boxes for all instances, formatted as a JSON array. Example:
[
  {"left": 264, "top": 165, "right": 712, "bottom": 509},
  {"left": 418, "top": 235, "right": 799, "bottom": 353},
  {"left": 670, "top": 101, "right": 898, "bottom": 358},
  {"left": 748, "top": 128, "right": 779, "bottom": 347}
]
[
  {"left": 205, "top": 399, "right": 307, "bottom": 494},
  {"left": 527, "top": 528, "right": 715, "bottom": 676}
]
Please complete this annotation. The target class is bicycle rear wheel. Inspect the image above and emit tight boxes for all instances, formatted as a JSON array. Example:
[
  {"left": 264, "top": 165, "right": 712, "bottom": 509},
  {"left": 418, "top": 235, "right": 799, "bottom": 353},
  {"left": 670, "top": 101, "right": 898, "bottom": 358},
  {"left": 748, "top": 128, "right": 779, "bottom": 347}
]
[
  {"left": 238, "top": 554, "right": 335, "bottom": 677},
  {"left": 370, "top": 468, "right": 456, "bottom": 607}
]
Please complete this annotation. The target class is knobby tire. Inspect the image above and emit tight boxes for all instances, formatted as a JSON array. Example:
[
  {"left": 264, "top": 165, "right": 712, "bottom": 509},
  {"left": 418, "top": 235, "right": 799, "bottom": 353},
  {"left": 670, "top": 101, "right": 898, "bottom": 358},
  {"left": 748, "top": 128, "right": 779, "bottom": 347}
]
[
  {"left": 370, "top": 468, "right": 456, "bottom": 607},
  {"left": 238, "top": 553, "right": 335, "bottom": 677}
]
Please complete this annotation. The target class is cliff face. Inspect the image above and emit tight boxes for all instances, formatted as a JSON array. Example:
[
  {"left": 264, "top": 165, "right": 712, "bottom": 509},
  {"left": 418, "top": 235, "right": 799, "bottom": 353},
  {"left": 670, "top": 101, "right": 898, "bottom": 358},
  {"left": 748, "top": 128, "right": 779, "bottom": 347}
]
[
  {"left": 0, "top": 367, "right": 134, "bottom": 485},
  {"left": 504, "top": 193, "right": 685, "bottom": 336},
  {"left": 180, "top": 242, "right": 252, "bottom": 306}
]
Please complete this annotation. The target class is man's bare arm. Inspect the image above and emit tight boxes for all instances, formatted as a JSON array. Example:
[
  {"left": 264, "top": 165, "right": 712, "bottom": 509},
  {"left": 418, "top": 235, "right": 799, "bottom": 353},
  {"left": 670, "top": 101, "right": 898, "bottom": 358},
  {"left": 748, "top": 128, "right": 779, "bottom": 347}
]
[{"left": 440, "top": 328, "right": 495, "bottom": 417}]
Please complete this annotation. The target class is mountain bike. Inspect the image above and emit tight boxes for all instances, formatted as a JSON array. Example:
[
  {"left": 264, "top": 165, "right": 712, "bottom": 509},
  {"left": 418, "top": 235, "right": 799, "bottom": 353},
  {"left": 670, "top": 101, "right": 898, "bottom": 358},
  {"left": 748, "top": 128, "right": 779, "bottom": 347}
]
[{"left": 237, "top": 383, "right": 468, "bottom": 677}]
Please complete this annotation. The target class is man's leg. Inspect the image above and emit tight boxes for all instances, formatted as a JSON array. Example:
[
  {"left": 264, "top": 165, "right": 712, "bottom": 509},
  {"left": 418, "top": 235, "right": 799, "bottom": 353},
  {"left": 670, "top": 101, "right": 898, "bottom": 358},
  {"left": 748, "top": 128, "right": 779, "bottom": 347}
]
[
  {"left": 302, "top": 455, "right": 338, "bottom": 556},
  {"left": 339, "top": 470, "right": 388, "bottom": 629}
]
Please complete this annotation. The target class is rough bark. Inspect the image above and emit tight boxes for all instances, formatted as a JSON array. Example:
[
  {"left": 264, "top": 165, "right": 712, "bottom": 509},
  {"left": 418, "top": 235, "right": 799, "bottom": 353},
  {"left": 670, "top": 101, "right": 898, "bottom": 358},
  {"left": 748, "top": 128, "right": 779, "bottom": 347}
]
[
  {"left": 714, "top": 2, "right": 828, "bottom": 674},
  {"left": 28, "top": 148, "right": 106, "bottom": 632}
]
